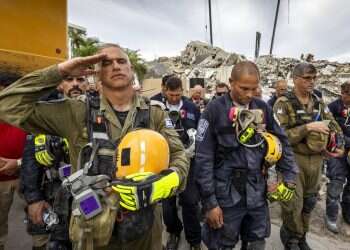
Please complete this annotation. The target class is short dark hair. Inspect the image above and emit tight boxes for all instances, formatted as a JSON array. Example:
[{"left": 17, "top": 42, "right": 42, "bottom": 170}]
[
  {"left": 165, "top": 76, "right": 182, "bottom": 91},
  {"left": 231, "top": 61, "right": 260, "bottom": 82},
  {"left": 216, "top": 82, "right": 229, "bottom": 91},
  {"left": 341, "top": 81, "right": 350, "bottom": 94},
  {"left": 292, "top": 63, "right": 317, "bottom": 78},
  {"left": 162, "top": 74, "right": 175, "bottom": 86}
]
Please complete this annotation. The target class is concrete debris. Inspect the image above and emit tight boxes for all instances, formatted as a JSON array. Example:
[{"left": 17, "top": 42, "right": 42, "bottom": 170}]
[{"left": 145, "top": 41, "right": 350, "bottom": 103}]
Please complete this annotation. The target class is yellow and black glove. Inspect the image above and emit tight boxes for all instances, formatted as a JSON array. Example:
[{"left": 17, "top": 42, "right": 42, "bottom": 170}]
[
  {"left": 112, "top": 170, "right": 180, "bottom": 211},
  {"left": 34, "top": 135, "right": 69, "bottom": 166},
  {"left": 267, "top": 182, "right": 295, "bottom": 202},
  {"left": 34, "top": 134, "right": 55, "bottom": 166}
]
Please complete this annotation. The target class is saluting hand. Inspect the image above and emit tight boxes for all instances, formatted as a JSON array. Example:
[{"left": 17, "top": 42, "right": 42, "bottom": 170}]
[{"left": 58, "top": 53, "right": 107, "bottom": 77}]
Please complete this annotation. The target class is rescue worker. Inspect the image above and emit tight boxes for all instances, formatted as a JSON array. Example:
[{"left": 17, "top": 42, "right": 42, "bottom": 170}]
[
  {"left": 190, "top": 84, "right": 207, "bottom": 113},
  {"left": 160, "top": 76, "right": 201, "bottom": 250},
  {"left": 151, "top": 74, "right": 175, "bottom": 103},
  {"left": 0, "top": 43, "right": 189, "bottom": 250},
  {"left": 212, "top": 82, "right": 230, "bottom": 100},
  {"left": 324, "top": 81, "right": 350, "bottom": 233},
  {"left": 21, "top": 76, "right": 88, "bottom": 250},
  {"left": 196, "top": 61, "right": 298, "bottom": 250},
  {"left": 267, "top": 80, "right": 288, "bottom": 107},
  {"left": 273, "top": 63, "right": 344, "bottom": 249},
  {"left": 0, "top": 76, "right": 27, "bottom": 250}
]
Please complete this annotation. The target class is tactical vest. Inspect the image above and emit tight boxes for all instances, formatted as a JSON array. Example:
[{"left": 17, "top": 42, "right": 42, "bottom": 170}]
[
  {"left": 283, "top": 91, "right": 323, "bottom": 129},
  {"left": 82, "top": 92, "right": 151, "bottom": 179}
]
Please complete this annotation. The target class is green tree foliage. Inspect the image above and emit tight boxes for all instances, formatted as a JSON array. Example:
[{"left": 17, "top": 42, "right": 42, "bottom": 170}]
[
  {"left": 68, "top": 26, "right": 98, "bottom": 57},
  {"left": 68, "top": 26, "right": 147, "bottom": 81},
  {"left": 126, "top": 49, "right": 147, "bottom": 81}
]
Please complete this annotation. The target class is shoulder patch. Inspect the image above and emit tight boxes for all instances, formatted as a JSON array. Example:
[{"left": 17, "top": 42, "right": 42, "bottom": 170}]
[
  {"left": 150, "top": 100, "right": 166, "bottom": 110},
  {"left": 196, "top": 118, "right": 209, "bottom": 142}
]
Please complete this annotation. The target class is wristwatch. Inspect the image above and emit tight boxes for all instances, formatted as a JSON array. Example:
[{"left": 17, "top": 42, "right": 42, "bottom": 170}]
[{"left": 17, "top": 158, "right": 22, "bottom": 168}]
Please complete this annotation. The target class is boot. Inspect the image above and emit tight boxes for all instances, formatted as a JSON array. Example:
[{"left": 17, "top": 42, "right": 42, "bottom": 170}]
[
  {"left": 298, "top": 234, "right": 312, "bottom": 250},
  {"left": 324, "top": 214, "right": 339, "bottom": 234},
  {"left": 165, "top": 234, "right": 180, "bottom": 250},
  {"left": 32, "top": 246, "right": 47, "bottom": 250},
  {"left": 280, "top": 225, "right": 300, "bottom": 250},
  {"left": 241, "top": 240, "right": 248, "bottom": 250},
  {"left": 190, "top": 243, "right": 202, "bottom": 250}
]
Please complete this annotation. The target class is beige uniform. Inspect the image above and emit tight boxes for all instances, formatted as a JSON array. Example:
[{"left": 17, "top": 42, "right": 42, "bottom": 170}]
[{"left": 274, "top": 92, "right": 342, "bottom": 237}]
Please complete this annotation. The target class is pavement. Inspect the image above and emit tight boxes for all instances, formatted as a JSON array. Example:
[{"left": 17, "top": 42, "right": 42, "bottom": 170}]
[{"left": 5, "top": 194, "right": 350, "bottom": 250}]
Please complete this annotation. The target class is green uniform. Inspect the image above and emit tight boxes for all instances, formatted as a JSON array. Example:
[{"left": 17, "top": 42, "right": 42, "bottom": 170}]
[
  {"left": 273, "top": 91, "right": 342, "bottom": 238},
  {"left": 0, "top": 65, "right": 189, "bottom": 250}
]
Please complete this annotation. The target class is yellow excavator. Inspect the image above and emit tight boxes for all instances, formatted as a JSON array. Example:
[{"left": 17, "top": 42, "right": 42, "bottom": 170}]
[{"left": 0, "top": 0, "right": 68, "bottom": 81}]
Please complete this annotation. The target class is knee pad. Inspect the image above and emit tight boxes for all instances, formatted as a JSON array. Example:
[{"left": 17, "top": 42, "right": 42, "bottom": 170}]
[{"left": 302, "top": 195, "right": 318, "bottom": 214}]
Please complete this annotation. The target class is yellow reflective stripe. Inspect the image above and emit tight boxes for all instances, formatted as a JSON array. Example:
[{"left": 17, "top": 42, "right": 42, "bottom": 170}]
[
  {"left": 114, "top": 185, "right": 135, "bottom": 194},
  {"left": 119, "top": 201, "right": 136, "bottom": 211}
]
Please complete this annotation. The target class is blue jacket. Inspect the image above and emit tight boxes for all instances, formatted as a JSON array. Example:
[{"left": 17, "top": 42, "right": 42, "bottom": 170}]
[
  {"left": 195, "top": 93, "right": 298, "bottom": 211},
  {"left": 329, "top": 98, "right": 350, "bottom": 148},
  {"left": 150, "top": 92, "right": 166, "bottom": 103},
  {"left": 163, "top": 96, "right": 200, "bottom": 145},
  {"left": 267, "top": 95, "right": 277, "bottom": 107}
]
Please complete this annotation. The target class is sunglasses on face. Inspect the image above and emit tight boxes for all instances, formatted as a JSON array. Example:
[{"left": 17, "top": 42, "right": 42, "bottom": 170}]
[{"left": 216, "top": 92, "right": 226, "bottom": 96}]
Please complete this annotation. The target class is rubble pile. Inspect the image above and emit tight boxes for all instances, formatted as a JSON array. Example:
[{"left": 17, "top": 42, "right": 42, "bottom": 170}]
[
  {"left": 145, "top": 41, "right": 245, "bottom": 90},
  {"left": 145, "top": 41, "right": 350, "bottom": 101},
  {"left": 257, "top": 55, "right": 350, "bottom": 102}
]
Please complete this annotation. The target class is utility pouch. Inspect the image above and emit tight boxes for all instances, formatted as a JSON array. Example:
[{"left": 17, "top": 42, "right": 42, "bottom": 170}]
[{"left": 115, "top": 206, "right": 155, "bottom": 243}]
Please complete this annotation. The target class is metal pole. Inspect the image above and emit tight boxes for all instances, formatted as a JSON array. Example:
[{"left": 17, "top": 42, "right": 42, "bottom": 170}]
[
  {"left": 269, "top": 0, "right": 280, "bottom": 55},
  {"left": 255, "top": 31, "right": 261, "bottom": 59},
  {"left": 208, "top": 0, "right": 213, "bottom": 46}
]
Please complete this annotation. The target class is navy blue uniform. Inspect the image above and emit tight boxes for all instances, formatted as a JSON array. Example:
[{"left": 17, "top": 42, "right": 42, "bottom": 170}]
[
  {"left": 162, "top": 97, "right": 202, "bottom": 246},
  {"left": 326, "top": 98, "right": 350, "bottom": 223},
  {"left": 150, "top": 92, "right": 166, "bottom": 103},
  {"left": 267, "top": 95, "right": 277, "bottom": 107},
  {"left": 195, "top": 94, "right": 297, "bottom": 249}
]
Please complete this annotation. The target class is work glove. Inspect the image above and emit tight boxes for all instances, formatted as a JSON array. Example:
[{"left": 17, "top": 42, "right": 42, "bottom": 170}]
[
  {"left": 112, "top": 169, "right": 180, "bottom": 211},
  {"left": 267, "top": 182, "right": 295, "bottom": 202},
  {"left": 34, "top": 135, "right": 69, "bottom": 166},
  {"left": 34, "top": 134, "right": 55, "bottom": 166}
]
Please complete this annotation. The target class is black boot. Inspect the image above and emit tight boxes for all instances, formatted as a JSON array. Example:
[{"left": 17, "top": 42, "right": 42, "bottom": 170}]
[
  {"left": 280, "top": 225, "right": 300, "bottom": 250},
  {"left": 298, "top": 234, "right": 312, "bottom": 250},
  {"left": 32, "top": 246, "right": 47, "bottom": 250},
  {"left": 165, "top": 234, "right": 180, "bottom": 250},
  {"left": 190, "top": 243, "right": 202, "bottom": 250}
]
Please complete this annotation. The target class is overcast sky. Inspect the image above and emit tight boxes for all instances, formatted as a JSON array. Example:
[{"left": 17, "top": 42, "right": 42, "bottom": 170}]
[{"left": 68, "top": 0, "right": 350, "bottom": 62}]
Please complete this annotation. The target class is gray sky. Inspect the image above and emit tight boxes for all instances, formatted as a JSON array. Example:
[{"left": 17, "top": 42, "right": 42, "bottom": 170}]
[{"left": 68, "top": 0, "right": 350, "bottom": 62}]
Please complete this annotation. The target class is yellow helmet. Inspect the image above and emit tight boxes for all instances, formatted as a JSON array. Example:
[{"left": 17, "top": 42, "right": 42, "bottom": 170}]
[
  {"left": 116, "top": 129, "right": 170, "bottom": 178},
  {"left": 261, "top": 132, "right": 282, "bottom": 165}
]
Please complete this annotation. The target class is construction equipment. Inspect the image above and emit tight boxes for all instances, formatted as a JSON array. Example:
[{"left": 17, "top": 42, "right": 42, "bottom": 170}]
[{"left": 0, "top": 0, "right": 68, "bottom": 81}]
